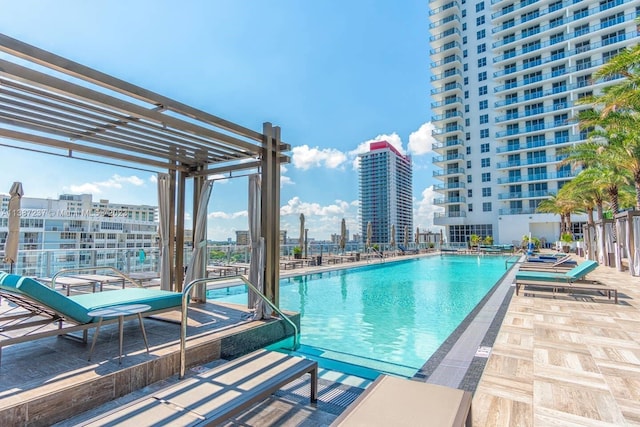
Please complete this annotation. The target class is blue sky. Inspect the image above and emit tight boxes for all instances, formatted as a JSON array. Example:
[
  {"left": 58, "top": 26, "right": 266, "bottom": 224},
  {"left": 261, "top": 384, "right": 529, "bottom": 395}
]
[{"left": 0, "top": 0, "right": 442, "bottom": 241}]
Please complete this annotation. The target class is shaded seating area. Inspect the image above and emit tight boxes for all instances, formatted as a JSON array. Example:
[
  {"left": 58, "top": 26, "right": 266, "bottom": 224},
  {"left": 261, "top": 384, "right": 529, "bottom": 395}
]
[
  {"left": 0, "top": 272, "right": 183, "bottom": 363},
  {"left": 514, "top": 260, "right": 618, "bottom": 303}
]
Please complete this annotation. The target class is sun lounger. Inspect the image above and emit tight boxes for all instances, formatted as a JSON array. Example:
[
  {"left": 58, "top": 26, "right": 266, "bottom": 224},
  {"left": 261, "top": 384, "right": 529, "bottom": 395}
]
[
  {"left": 81, "top": 349, "right": 318, "bottom": 426},
  {"left": 331, "top": 375, "right": 472, "bottom": 427},
  {"left": 514, "top": 260, "right": 618, "bottom": 303},
  {"left": 0, "top": 272, "right": 183, "bottom": 363}
]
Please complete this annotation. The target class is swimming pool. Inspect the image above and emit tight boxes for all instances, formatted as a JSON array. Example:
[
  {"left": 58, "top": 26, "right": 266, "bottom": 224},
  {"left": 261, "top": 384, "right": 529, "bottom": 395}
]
[{"left": 207, "top": 255, "right": 508, "bottom": 378}]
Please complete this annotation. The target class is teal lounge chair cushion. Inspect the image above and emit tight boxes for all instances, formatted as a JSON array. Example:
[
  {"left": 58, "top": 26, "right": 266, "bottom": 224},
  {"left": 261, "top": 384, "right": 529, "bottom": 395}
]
[
  {"left": 0, "top": 274, "right": 92, "bottom": 323},
  {"left": 70, "top": 288, "right": 183, "bottom": 314},
  {"left": 0, "top": 274, "right": 183, "bottom": 323},
  {"left": 516, "top": 260, "right": 598, "bottom": 283}
]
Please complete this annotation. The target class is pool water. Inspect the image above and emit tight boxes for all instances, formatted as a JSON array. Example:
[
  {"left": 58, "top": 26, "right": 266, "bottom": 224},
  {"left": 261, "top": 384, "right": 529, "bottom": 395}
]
[{"left": 207, "top": 255, "right": 508, "bottom": 378}]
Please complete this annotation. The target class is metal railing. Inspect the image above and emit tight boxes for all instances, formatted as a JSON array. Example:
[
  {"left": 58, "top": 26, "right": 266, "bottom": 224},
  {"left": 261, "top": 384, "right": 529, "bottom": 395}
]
[
  {"left": 51, "top": 265, "right": 143, "bottom": 290},
  {"left": 179, "top": 275, "right": 299, "bottom": 378},
  {"left": 505, "top": 254, "right": 523, "bottom": 270}
]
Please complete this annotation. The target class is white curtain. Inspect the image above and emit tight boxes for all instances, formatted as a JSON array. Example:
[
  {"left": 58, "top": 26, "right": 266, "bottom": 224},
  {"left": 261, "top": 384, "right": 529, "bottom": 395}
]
[
  {"left": 596, "top": 223, "right": 605, "bottom": 265},
  {"left": 633, "top": 217, "right": 640, "bottom": 276},
  {"left": 184, "top": 180, "right": 214, "bottom": 301},
  {"left": 4, "top": 182, "right": 23, "bottom": 271},
  {"left": 157, "top": 173, "right": 172, "bottom": 291},
  {"left": 247, "top": 174, "right": 268, "bottom": 319},
  {"left": 605, "top": 222, "right": 615, "bottom": 266},
  {"left": 615, "top": 218, "right": 626, "bottom": 271}
]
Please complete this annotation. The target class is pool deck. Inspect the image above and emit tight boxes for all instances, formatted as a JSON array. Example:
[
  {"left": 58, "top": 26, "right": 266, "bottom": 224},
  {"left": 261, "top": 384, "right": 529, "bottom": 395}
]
[{"left": 5, "top": 252, "right": 640, "bottom": 426}]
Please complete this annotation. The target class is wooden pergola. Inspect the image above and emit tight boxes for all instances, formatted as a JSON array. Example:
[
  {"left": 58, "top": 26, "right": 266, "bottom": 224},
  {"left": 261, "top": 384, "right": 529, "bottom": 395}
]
[{"left": 0, "top": 33, "right": 289, "bottom": 305}]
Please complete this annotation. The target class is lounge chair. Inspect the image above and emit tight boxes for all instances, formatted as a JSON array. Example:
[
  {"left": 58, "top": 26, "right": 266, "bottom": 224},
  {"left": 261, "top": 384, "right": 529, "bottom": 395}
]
[
  {"left": 515, "top": 260, "right": 598, "bottom": 283},
  {"left": 0, "top": 272, "right": 183, "bottom": 363},
  {"left": 514, "top": 260, "right": 618, "bottom": 303}
]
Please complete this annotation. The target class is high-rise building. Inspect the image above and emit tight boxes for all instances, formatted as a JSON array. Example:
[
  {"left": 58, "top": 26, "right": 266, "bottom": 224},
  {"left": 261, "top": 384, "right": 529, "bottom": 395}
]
[
  {"left": 359, "top": 141, "right": 413, "bottom": 246},
  {"left": 0, "top": 193, "right": 157, "bottom": 276},
  {"left": 429, "top": 0, "right": 639, "bottom": 246}
]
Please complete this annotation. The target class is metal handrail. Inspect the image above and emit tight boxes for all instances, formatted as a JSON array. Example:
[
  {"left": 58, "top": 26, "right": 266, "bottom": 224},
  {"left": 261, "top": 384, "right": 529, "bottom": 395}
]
[
  {"left": 51, "top": 266, "right": 143, "bottom": 290},
  {"left": 505, "top": 254, "right": 523, "bottom": 269},
  {"left": 179, "top": 275, "right": 299, "bottom": 378}
]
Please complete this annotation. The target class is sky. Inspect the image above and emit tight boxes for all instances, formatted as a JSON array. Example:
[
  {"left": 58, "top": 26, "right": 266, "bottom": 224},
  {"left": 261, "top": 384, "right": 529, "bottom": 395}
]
[{"left": 0, "top": 0, "right": 443, "bottom": 241}]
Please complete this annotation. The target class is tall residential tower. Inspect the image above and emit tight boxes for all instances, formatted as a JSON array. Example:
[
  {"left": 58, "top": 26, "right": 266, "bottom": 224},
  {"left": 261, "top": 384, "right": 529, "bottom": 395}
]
[
  {"left": 429, "top": 0, "right": 639, "bottom": 246},
  {"left": 359, "top": 141, "right": 413, "bottom": 247}
]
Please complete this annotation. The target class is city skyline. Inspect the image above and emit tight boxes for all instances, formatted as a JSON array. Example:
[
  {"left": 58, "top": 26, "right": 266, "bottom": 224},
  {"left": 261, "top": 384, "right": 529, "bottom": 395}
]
[{"left": 0, "top": 0, "right": 443, "bottom": 242}]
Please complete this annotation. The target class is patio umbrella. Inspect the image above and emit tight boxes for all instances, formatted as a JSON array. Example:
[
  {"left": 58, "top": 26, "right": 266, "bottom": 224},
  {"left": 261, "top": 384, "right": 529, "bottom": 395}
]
[
  {"left": 390, "top": 224, "right": 396, "bottom": 248},
  {"left": 366, "top": 221, "right": 372, "bottom": 248},
  {"left": 340, "top": 218, "right": 346, "bottom": 252},
  {"left": 4, "top": 182, "right": 23, "bottom": 273},
  {"left": 184, "top": 179, "right": 213, "bottom": 301},
  {"left": 247, "top": 174, "right": 268, "bottom": 319},
  {"left": 404, "top": 225, "right": 409, "bottom": 248},
  {"left": 299, "top": 213, "right": 305, "bottom": 252},
  {"left": 157, "top": 173, "right": 172, "bottom": 291}
]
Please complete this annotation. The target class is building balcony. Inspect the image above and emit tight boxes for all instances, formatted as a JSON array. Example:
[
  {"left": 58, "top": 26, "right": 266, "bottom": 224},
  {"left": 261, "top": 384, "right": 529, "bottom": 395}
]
[
  {"left": 429, "top": 14, "right": 461, "bottom": 30},
  {"left": 434, "top": 196, "right": 466, "bottom": 205},
  {"left": 430, "top": 83, "right": 463, "bottom": 96},
  {"left": 434, "top": 210, "right": 467, "bottom": 226},
  {"left": 429, "top": 1, "right": 461, "bottom": 18},
  {"left": 495, "top": 121, "right": 572, "bottom": 139},
  {"left": 495, "top": 102, "right": 573, "bottom": 123},
  {"left": 498, "top": 207, "right": 539, "bottom": 216},
  {"left": 496, "top": 135, "right": 582, "bottom": 154},
  {"left": 429, "top": 27, "right": 461, "bottom": 43},
  {"left": 431, "top": 111, "right": 463, "bottom": 122},
  {"left": 496, "top": 154, "right": 568, "bottom": 169},
  {"left": 432, "top": 138, "right": 464, "bottom": 152},
  {"left": 432, "top": 125, "right": 464, "bottom": 138},
  {"left": 431, "top": 96, "right": 463, "bottom": 109},
  {"left": 432, "top": 153, "right": 464, "bottom": 164},
  {"left": 433, "top": 182, "right": 465, "bottom": 191},
  {"left": 430, "top": 68, "right": 463, "bottom": 83},
  {"left": 433, "top": 167, "right": 465, "bottom": 178},
  {"left": 496, "top": 170, "right": 578, "bottom": 184},
  {"left": 498, "top": 190, "right": 553, "bottom": 200},
  {"left": 431, "top": 56, "right": 463, "bottom": 74}
]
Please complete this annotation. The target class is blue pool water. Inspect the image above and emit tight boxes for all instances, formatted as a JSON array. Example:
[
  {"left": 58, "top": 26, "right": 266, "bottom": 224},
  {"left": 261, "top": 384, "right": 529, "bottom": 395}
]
[{"left": 207, "top": 255, "right": 508, "bottom": 378}]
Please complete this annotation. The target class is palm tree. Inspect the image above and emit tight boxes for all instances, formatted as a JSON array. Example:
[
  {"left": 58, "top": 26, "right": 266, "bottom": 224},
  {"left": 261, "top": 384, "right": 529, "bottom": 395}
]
[{"left": 593, "top": 43, "right": 640, "bottom": 113}]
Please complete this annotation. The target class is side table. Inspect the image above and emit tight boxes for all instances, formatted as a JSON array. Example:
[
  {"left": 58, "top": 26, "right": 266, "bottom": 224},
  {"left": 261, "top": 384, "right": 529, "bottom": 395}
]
[{"left": 87, "top": 303, "right": 151, "bottom": 364}]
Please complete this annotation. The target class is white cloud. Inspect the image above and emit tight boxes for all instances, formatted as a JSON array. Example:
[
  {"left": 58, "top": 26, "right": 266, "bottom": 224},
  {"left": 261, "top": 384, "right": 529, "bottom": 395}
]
[
  {"left": 280, "top": 196, "right": 350, "bottom": 217},
  {"left": 207, "top": 210, "right": 247, "bottom": 220},
  {"left": 349, "top": 132, "right": 406, "bottom": 170},
  {"left": 414, "top": 185, "right": 445, "bottom": 231},
  {"left": 68, "top": 174, "right": 145, "bottom": 194},
  {"left": 281, "top": 175, "right": 294, "bottom": 186},
  {"left": 149, "top": 174, "right": 158, "bottom": 183},
  {"left": 408, "top": 122, "right": 437, "bottom": 156},
  {"left": 291, "top": 145, "right": 348, "bottom": 170}
]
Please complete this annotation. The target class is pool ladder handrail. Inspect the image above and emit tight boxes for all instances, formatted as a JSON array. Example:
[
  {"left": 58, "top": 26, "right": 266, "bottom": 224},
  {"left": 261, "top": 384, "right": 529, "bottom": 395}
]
[
  {"left": 504, "top": 254, "right": 524, "bottom": 270},
  {"left": 180, "top": 275, "right": 299, "bottom": 378}
]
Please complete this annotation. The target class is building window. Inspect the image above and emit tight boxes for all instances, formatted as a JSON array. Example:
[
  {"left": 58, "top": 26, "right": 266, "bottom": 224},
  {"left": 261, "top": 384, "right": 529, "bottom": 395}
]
[
  {"left": 464, "top": 77, "right": 469, "bottom": 85},
  {"left": 479, "top": 100, "right": 488, "bottom": 110},
  {"left": 479, "top": 86, "right": 487, "bottom": 96},
  {"left": 476, "top": 16, "right": 485, "bottom": 26},
  {"left": 477, "top": 29, "right": 486, "bottom": 40},
  {"left": 481, "top": 172, "right": 491, "bottom": 182},
  {"left": 469, "top": 203, "right": 473, "bottom": 212},
  {"left": 481, "top": 158, "right": 491, "bottom": 167},
  {"left": 466, "top": 146, "right": 471, "bottom": 154},
  {"left": 480, "top": 143, "right": 490, "bottom": 153},
  {"left": 478, "top": 57, "right": 487, "bottom": 67},
  {"left": 466, "top": 118, "right": 471, "bottom": 126},
  {"left": 478, "top": 71, "right": 487, "bottom": 81},
  {"left": 480, "top": 129, "right": 489, "bottom": 138},
  {"left": 465, "top": 104, "right": 470, "bottom": 112},
  {"left": 467, "top": 175, "right": 473, "bottom": 183},
  {"left": 482, "top": 187, "right": 491, "bottom": 197},
  {"left": 467, "top": 160, "right": 472, "bottom": 168},
  {"left": 475, "top": 2, "right": 484, "bottom": 12},
  {"left": 465, "top": 90, "right": 469, "bottom": 99},
  {"left": 468, "top": 189, "right": 473, "bottom": 197},
  {"left": 480, "top": 114, "right": 488, "bottom": 124},
  {"left": 477, "top": 43, "right": 486, "bottom": 54},
  {"left": 482, "top": 202, "right": 492, "bottom": 212}
]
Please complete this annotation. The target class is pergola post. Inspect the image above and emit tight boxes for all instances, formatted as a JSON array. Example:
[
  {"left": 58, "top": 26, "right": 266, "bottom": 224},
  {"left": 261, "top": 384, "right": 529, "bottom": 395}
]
[
  {"left": 261, "top": 122, "right": 282, "bottom": 308},
  {"left": 175, "top": 166, "right": 187, "bottom": 291}
]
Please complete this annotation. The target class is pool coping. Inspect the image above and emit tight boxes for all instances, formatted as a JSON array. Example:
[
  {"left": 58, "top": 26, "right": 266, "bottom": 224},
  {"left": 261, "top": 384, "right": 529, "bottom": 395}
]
[{"left": 412, "top": 254, "right": 519, "bottom": 393}]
